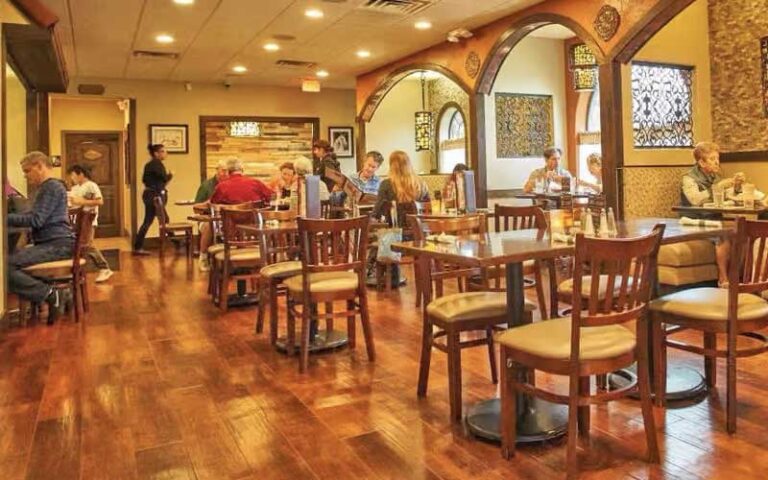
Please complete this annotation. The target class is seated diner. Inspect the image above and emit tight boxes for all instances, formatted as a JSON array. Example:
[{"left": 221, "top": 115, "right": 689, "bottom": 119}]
[{"left": 523, "top": 147, "right": 572, "bottom": 193}]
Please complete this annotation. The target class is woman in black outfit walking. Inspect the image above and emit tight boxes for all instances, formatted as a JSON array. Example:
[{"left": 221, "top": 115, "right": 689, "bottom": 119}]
[{"left": 133, "top": 144, "right": 173, "bottom": 255}]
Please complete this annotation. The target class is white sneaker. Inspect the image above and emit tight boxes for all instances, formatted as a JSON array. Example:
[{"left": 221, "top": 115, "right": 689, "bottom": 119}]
[
  {"left": 95, "top": 269, "right": 114, "bottom": 283},
  {"left": 199, "top": 258, "right": 210, "bottom": 272}
]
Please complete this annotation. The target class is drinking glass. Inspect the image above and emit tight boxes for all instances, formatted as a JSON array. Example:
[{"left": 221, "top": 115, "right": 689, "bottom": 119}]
[
  {"left": 743, "top": 183, "right": 756, "bottom": 210},
  {"left": 712, "top": 186, "right": 724, "bottom": 207}
]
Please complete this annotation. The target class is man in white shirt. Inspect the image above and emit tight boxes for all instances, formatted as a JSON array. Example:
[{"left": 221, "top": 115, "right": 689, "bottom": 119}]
[{"left": 67, "top": 165, "right": 114, "bottom": 283}]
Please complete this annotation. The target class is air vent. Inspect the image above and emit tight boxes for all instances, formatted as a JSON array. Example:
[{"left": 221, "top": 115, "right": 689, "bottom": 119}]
[
  {"left": 133, "top": 50, "right": 179, "bottom": 60},
  {"left": 78, "top": 84, "right": 105, "bottom": 95},
  {"left": 276, "top": 59, "right": 317, "bottom": 69},
  {"left": 272, "top": 34, "right": 296, "bottom": 41},
  {"left": 361, "top": 0, "right": 433, "bottom": 15}
]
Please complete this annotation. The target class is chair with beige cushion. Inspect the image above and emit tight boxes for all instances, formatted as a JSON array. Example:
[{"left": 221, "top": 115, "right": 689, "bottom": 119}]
[
  {"left": 22, "top": 209, "right": 95, "bottom": 323},
  {"left": 650, "top": 217, "right": 768, "bottom": 433},
  {"left": 497, "top": 225, "right": 664, "bottom": 477},
  {"left": 657, "top": 239, "right": 718, "bottom": 287},
  {"left": 215, "top": 208, "right": 261, "bottom": 311},
  {"left": 411, "top": 215, "right": 537, "bottom": 421},
  {"left": 285, "top": 216, "right": 374, "bottom": 373},
  {"left": 254, "top": 209, "right": 302, "bottom": 343}
]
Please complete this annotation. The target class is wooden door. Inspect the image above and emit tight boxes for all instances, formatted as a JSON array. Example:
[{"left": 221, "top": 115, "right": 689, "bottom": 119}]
[{"left": 64, "top": 132, "right": 122, "bottom": 237}]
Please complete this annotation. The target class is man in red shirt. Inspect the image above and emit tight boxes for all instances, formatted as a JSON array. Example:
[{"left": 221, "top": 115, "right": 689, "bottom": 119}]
[{"left": 210, "top": 158, "right": 273, "bottom": 205}]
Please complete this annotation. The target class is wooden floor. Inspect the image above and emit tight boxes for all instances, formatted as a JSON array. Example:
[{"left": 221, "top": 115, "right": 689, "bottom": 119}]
[{"left": 1, "top": 251, "right": 767, "bottom": 480}]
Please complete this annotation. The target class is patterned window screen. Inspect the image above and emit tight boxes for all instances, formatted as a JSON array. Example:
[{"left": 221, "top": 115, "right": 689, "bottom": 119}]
[{"left": 631, "top": 62, "right": 694, "bottom": 148}]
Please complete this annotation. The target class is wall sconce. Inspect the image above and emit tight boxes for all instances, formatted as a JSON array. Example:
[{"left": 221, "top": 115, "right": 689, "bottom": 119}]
[{"left": 415, "top": 73, "right": 433, "bottom": 151}]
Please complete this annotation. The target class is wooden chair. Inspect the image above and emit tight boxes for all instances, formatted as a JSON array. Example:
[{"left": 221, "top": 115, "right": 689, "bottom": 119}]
[
  {"left": 254, "top": 209, "right": 302, "bottom": 344},
  {"left": 286, "top": 216, "right": 374, "bottom": 373},
  {"left": 206, "top": 202, "right": 257, "bottom": 296},
  {"left": 411, "top": 214, "right": 537, "bottom": 421},
  {"left": 215, "top": 208, "right": 262, "bottom": 311},
  {"left": 497, "top": 225, "right": 665, "bottom": 477},
  {"left": 22, "top": 209, "right": 95, "bottom": 323},
  {"left": 486, "top": 204, "right": 551, "bottom": 319},
  {"left": 650, "top": 217, "right": 768, "bottom": 433},
  {"left": 153, "top": 195, "right": 193, "bottom": 260}
]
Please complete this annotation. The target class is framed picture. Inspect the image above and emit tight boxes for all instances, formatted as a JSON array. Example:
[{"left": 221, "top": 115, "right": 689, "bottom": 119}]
[
  {"left": 149, "top": 124, "right": 188, "bottom": 154},
  {"left": 328, "top": 126, "right": 354, "bottom": 158}
]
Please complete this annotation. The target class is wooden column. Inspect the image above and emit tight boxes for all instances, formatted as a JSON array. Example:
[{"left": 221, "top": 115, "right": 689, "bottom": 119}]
[
  {"left": 470, "top": 92, "right": 488, "bottom": 208},
  {"left": 598, "top": 60, "right": 624, "bottom": 219},
  {"left": 25, "top": 91, "right": 48, "bottom": 154}
]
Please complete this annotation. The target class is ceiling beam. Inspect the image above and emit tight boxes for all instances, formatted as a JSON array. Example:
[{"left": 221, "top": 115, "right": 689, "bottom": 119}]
[{"left": 8, "top": 0, "right": 59, "bottom": 28}]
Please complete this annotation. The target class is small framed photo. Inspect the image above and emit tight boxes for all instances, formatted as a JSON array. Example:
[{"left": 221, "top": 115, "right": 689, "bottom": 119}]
[
  {"left": 328, "top": 126, "right": 354, "bottom": 158},
  {"left": 149, "top": 124, "right": 188, "bottom": 154}
]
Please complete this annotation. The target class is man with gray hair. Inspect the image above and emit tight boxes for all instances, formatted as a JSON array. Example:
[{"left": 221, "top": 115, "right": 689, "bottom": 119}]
[
  {"left": 209, "top": 157, "right": 273, "bottom": 205},
  {"left": 194, "top": 158, "right": 229, "bottom": 202},
  {"left": 8, "top": 151, "right": 74, "bottom": 323}
]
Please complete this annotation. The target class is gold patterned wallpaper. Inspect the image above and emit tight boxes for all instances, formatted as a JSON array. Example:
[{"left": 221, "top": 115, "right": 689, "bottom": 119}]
[
  {"left": 623, "top": 166, "right": 690, "bottom": 218},
  {"left": 495, "top": 93, "right": 554, "bottom": 158},
  {"left": 709, "top": 0, "right": 768, "bottom": 152}
]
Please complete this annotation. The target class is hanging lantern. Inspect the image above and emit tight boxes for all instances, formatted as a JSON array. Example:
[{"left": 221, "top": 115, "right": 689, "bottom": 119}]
[
  {"left": 415, "top": 73, "right": 433, "bottom": 151},
  {"left": 569, "top": 43, "right": 598, "bottom": 92}
]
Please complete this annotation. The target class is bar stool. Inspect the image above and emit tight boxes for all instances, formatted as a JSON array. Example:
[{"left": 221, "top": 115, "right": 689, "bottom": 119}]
[
  {"left": 650, "top": 217, "right": 768, "bottom": 433},
  {"left": 411, "top": 214, "right": 536, "bottom": 421},
  {"left": 285, "top": 216, "right": 375, "bottom": 373},
  {"left": 497, "top": 225, "right": 664, "bottom": 477}
]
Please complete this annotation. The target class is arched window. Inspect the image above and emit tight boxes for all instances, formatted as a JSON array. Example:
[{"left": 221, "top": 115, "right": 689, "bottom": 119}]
[{"left": 438, "top": 106, "right": 467, "bottom": 174}]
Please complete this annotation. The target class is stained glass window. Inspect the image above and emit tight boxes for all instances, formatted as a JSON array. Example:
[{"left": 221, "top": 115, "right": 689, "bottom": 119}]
[
  {"left": 761, "top": 36, "right": 768, "bottom": 117},
  {"left": 631, "top": 62, "right": 694, "bottom": 148},
  {"left": 227, "top": 121, "right": 261, "bottom": 137}
]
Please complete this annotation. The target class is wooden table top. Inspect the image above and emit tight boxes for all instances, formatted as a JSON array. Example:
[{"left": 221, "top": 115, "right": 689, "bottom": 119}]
[
  {"left": 175, "top": 200, "right": 198, "bottom": 206},
  {"left": 238, "top": 219, "right": 390, "bottom": 234},
  {"left": 187, "top": 214, "right": 218, "bottom": 222},
  {"left": 392, "top": 217, "right": 733, "bottom": 267},
  {"left": 514, "top": 192, "right": 592, "bottom": 200},
  {"left": 672, "top": 205, "right": 767, "bottom": 215}
]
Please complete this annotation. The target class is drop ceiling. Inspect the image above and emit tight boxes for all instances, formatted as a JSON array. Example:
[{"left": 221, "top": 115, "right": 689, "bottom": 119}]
[{"left": 41, "top": 0, "right": 546, "bottom": 89}]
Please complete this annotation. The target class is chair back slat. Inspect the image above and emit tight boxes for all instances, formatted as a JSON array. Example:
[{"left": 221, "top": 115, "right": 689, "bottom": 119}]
[
  {"left": 298, "top": 216, "right": 369, "bottom": 275},
  {"left": 411, "top": 214, "right": 486, "bottom": 239},
  {"left": 256, "top": 210, "right": 299, "bottom": 265},
  {"left": 734, "top": 218, "right": 768, "bottom": 294},
  {"left": 220, "top": 208, "right": 259, "bottom": 249},
  {"left": 573, "top": 224, "right": 665, "bottom": 330},
  {"left": 493, "top": 204, "right": 547, "bottom": 233}
]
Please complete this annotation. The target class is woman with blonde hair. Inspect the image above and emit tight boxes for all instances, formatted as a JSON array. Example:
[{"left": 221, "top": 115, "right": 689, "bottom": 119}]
[{"left": 372, "top": 150, "right": 430, "bottom": 220}]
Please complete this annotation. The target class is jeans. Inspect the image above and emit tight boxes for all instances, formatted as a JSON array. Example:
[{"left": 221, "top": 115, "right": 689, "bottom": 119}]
[
  {"left": 134, "top": 190, "right": 168, "bottom": 250},
  {"left": 84, "top": 225, "right": 110, "bottom": 270},
  {"left": 9, "top": 238, "right": 74, "bottom": 303}
]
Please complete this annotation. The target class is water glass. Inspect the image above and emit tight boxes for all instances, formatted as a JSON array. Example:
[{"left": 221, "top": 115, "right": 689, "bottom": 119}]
[
  {"left": 743, "top": 183, "right": 756, "bottom": 210},
  {"left": 712, "top": 186, "right": 724, "bottom": 207}
]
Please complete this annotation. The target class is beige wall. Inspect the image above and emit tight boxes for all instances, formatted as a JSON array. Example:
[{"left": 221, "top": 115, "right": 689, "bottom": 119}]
[
  {"left": 365, "top": 78, "right": 432, "bottom": 176},
  {"left": 484, "top": 35, "right": 568, "bottom": 190},
  {"left": 49, "top": 96, "right": 130, "bottom": 235},
  {"left": 621, "top": 0, "right": 712, "bottom": 167},
  {"left": 65, "top": 78, "right": 356, "bottom": 239},
  {"left": 5, "top": 66, "right": 26, "bottom": 196}
]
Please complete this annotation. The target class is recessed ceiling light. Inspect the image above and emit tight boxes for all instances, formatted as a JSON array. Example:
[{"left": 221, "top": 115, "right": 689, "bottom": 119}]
[
  {"left": 232, "top": 65, "right": 247, "bottom": 73},
  {"left": 173, "top": 0, "right": 194, "bottom": 5},
  {"left": 415, "top": 21, "right": 432, "bottom": 30},
  {"left": 356, "top": 50, "right": 371, "bottom": 58},
  {"left": 316, "top": 70, "right": 329, "bottom": 78},
  {"left": 264, "top": 42, "right": 280, "bottom": 52},
  {"left": 155, "top": 34, "right": 175, "bottom": 44},
  {"left": 305, "top": 8, "right": 324, "bottom": 19}
]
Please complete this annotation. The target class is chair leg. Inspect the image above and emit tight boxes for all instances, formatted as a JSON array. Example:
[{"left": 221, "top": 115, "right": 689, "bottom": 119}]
[
  {"left": 547, "top": 259, "right": 558, "bottom": 320},
  {"left": 80, "top": 273, "right": 89, "bottom": 312},
  {"left": 578, "top": 376, "right": 590, "bottom": 436},
  {"left": 299, "top": 302, "right": 311, "bottom": 373},
  {"left": 71, "top": 286, "right": 80, "bottom": 323},
  {"left": 219, "top": 266, "right": 229, "bottom": 312},
  {"left": 596, "top": 374, "right": 607, "bottom": 391},
  {"left": 446, "top": 332, "right": 462, "bottom": 421},
  {"left": 566, "top": 371, "right": 581, "bottom": 479},
  {"left": 358, "top": 291, "right": 375, "bottom": 362},
  {"left": 269, "top": 283, "right": 280, "bottom": 346},
  {"left": 286, "top": 297, "right": 296, "bottom": 356},
  {"left": 486, "top": 327, "right": 498, "bottom": 384},
  {"left": 346, "top": 300, "right": 356, "bottom": 349},
  {"left": 533, "top": 263, "right": 548, "bottom": 320},
  {"left": 324, "top": 302, "right": 334, "bottom": 333},
  {"left": 417, "top": 316, "right": 434, "bottom": 397},
  {"left": 500, "top": 350, "right": 517, "bottom": 460},
  {"left": 652, "top": 317, "right": 667, "bottom": 408},
  {"left": 637, "top": 315, "right": 660, "bottom": 463},
  {"left": 256, "top": 281, "right": 267, "bottom": 334},
  {"left": 704, "top": 332, "right": 717, "bottom": 388},
  {"left": 726, "top": 336, "right": 737, "bottom": 434},
  {"left": 187, "top": 230, "right": 193, "bottom": 260}
]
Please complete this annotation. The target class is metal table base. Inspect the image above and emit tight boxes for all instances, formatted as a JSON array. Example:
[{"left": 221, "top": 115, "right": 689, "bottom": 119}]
[
  {"left": 466, "top": 397, "right": 568, "bottom": 443},
  {"left": 275, "top": 330, "right": 349, "bottom": 354},
  {"left": 609, "top": 364, "right": 707, "bottom": 403}
]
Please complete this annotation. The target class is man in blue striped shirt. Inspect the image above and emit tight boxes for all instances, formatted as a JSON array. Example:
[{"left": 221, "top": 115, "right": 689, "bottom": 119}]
[{"left": 8, "top": 152, "right": 74, "bottom": 323}]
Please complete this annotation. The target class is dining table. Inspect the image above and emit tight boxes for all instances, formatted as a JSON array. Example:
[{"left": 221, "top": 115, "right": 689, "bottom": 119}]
[
  {"left": 673, "top": 204, "right": 767, "bottom": 220},
  {"left": 514, "top": 191, "right": 593, "bottom": 209},
  {"left": 174, "top": 199, "right": 198, "bottom": 206},
  {"left": 392, "top": 217, "right": 733, "bottom": 443}
]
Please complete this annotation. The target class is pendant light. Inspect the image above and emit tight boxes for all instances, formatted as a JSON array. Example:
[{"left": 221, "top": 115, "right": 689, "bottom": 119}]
[{"left": 415, "top": 72, "right": 433, "bottom": 151}]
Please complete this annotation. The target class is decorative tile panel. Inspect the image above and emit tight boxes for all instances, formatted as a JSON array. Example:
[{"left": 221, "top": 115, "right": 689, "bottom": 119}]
[{"left": 495, "top": 93, "right": 554, "bottom": 158}]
